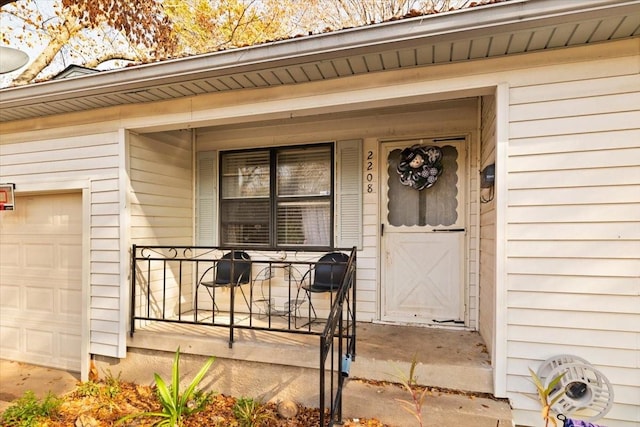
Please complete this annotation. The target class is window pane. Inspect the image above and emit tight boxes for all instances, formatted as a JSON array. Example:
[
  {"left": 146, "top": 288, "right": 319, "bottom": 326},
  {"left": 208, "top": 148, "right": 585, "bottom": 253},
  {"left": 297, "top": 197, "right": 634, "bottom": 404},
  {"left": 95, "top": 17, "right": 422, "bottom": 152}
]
[
  {"left": 277, "top": 147, "right": 331, "bottom": 196},
  {"left": 220, "top": 199, "right": 269, "bottom": 245},
  {"left": 277, "top": 200, "right": 331, "bottom": 246},
  {"left": 221, "top": 151, "right": 270, "bottom": 198}
]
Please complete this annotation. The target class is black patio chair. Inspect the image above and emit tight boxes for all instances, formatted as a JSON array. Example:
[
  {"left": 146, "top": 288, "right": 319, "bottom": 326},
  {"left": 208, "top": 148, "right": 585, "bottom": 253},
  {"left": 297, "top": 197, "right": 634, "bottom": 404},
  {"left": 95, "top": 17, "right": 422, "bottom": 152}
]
[
  {"left": 197, "top": 251, "right": 252, "bottom": 314},
  {"left": 297, "top": 251, "right": 349, "bottom": 327}
]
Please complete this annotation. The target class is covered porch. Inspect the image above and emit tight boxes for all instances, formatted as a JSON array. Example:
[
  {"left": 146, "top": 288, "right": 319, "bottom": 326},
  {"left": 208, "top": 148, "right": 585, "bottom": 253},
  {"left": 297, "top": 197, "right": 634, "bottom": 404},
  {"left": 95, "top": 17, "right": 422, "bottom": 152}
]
[{"left": 124, "top": 244, "right": 496, "bottom": 425}]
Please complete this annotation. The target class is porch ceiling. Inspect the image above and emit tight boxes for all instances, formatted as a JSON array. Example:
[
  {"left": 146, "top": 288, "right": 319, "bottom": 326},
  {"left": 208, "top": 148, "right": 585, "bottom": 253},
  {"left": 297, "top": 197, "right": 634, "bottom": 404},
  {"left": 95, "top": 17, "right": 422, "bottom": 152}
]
[{"left": 0, "top": 0, "right": 638, "bottom": 124}]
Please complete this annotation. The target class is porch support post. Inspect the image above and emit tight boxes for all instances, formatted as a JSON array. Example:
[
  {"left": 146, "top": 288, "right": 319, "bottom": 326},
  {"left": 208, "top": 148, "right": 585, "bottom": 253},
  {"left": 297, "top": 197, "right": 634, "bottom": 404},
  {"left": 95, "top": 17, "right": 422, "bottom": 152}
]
[{"left": 493, "top": 83, "right": 510, "bottom": 398}]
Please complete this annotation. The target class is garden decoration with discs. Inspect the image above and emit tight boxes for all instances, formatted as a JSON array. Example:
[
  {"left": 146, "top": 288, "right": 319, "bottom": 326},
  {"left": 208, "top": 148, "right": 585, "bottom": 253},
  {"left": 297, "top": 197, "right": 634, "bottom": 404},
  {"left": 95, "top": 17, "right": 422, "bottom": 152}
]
[{"left": 397, "top": 145, "right": 443, "bottom": 190}]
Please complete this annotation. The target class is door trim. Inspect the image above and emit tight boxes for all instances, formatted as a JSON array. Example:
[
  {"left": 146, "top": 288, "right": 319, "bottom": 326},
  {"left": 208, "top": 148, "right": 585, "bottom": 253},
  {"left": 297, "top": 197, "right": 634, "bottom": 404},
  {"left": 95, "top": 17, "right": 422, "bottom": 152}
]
[{"left": 378, "top": 135, "right": 470, "bottom": 327}]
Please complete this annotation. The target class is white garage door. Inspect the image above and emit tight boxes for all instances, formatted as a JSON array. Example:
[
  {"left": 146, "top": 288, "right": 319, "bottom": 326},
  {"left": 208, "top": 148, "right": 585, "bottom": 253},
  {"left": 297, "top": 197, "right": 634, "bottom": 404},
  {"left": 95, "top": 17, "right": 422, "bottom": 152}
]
[{"left": 0, "top": 193, "right": 82, "bottom": 372}]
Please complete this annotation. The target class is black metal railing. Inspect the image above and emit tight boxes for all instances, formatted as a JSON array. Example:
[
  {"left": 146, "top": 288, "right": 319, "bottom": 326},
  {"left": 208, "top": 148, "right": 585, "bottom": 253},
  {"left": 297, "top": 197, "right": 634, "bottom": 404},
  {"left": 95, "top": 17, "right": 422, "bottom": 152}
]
[{"left": 130, "top": 245, "right": 357, "bottom": 426}]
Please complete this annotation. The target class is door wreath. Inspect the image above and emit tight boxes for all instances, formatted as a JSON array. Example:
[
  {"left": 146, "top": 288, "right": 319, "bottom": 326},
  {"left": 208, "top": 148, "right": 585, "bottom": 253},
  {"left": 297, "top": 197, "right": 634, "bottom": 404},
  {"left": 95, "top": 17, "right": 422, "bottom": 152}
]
[{"left": 396, "top": 145, "right": 443, "bottom": 190}]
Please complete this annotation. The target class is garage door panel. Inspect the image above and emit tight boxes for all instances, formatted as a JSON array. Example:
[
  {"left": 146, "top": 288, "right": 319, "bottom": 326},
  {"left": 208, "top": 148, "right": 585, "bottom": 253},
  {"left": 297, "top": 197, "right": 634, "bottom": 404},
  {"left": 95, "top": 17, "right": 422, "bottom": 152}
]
[
  {"left": 0, "top": 285, "right": 19, "bottom": 309},
  {"left": 0, "top": 325, "right": 20, "bottom": 350},
  {"left": 0, "top": 242, "right": 20, "bottom": 266},
  {"left": 0, "top": 193, "right": 82, "bottom": 372},
  {"left": 25, "top": 328, "right": 54, "bottom": 357},
  {"left": 25, "top": 286, "right": 55, "bottom": 312},
  {"left": 24, "top": 243, "right": 56, "bottom": 269},
  {"left": 60, "top": 333, "right": 81, "bottom": 359},
  {"left": 60, "top": 243, "right": 82, "bottom": 269},
  {"left": 60, "top": 288, "right": 82, "bottom": 315}
]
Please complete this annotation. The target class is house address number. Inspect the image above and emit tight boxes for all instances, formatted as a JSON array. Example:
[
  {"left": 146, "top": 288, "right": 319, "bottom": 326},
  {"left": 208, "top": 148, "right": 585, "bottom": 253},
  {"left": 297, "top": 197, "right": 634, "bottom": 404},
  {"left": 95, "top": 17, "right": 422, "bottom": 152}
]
[{"left": 366, "top": 150, "right": 374, "bottom": 193}]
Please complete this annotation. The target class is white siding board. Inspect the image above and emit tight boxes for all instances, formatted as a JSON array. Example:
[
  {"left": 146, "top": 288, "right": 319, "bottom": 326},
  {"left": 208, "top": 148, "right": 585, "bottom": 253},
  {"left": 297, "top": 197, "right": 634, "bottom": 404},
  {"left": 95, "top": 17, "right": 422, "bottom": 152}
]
[
  {"left": 91, "top": 297, "right": 119, "bottom": 310},
  {"left": 90, "top": 331, "right": 119, "bottom": 346},
  {"left": 2, "top": 156, "right": 119, "bottom": 177},
  {"left": 90, "top": 320, "right": 120, "bottom": 334},
  {"left": 508, "top": 325, "right": 637, "bottom": 350},
  {"left": 509, "top": 147, "right": 640, "bottom": 171},
  {"left": 91, "top": 273, "right": 119, "bottom": 286},
  {"left": 508, "top": 291, "right": 639, "bottom": 314},
  {"left": 0, "top": 144, "right": 118, "bottom": 166},
  {"left": 90, "top": 342, "right": 119, "bottom": 357},
  {"left": 506, "top": 239, "right": 640, "bottom": 259},
  {"left": 509, "top": 164, "right": 640, "bottom": 188},
  {"left": 0, "top": 132, "right": 117, "bottom": 154},
  {"left": 509, "top": 129, "right": 640, "bottom": 156},
  {"left": 508, "top": 308, "right": 640, "bottom": 332},
  {"left": 508, "top": 222, "right": 639, "bottom": 240},
  {"left": 91, "top": 285, "right": 120, "bottom": 298},
  {"left": 507, "top": 258, "right": 639, "bottom": 278},
  {"left": 509, "top": 186, "right": 640, "bottom": 209},
  {"left": 91, "top": 178, "right": 119, "bottom": 193},
  {"left": 510, "top": 92, "right": 640, "bottom": 122},
  {"left": 510, "top": 111, "right": 640, "bottom": 138},
  {"left": 90, "top": 308, "right": 120, "bottom": 322},
  {"left": 91, "top": 191, "right": 119, "bottom": 204},
  {"left": 507, "top": 202, "right": 640, "bottom": 220},
  {"left": 507, "top": 341, "right": 637, "bottom": 369},
  {"left": 89, "top": 240, "right": 120, "bottom": 252},
  {"left": 90, "top": 227, "right": 119, "bottom": 240},
  {"left": 91, "top": 261, "right": 119, "bottom": 274},
  {"left": 91, "top": 215, "right": 119, "bottom": 228},
  {"left": 507, "top": 275, "right": 639, "bottom": 296}
]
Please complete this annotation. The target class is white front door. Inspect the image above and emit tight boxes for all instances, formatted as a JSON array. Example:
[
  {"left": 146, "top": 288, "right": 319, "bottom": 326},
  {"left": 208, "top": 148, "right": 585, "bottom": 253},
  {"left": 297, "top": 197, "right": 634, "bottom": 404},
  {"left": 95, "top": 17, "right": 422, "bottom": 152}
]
[{"left": 381, "top": 138, "right": 466, "bottom": 325}]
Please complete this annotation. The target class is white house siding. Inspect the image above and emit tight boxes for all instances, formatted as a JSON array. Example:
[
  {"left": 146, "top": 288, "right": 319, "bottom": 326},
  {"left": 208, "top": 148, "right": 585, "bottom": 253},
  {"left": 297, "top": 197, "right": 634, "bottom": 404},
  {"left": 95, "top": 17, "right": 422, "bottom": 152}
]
[
  {"left": 196, "top": 99, "right": 479, "bottom": 324},
  {"left": 504, "top": 56, "right": 640, "bottom": 425},
  {"left": 128, "top": 131, "right": 194, "bottom": 320},
  {"left": 0, "top": 131, "right": 123, "bottom": 364},
  {"left": 479, "top": 94, "right": 497, "bottom": 358}
]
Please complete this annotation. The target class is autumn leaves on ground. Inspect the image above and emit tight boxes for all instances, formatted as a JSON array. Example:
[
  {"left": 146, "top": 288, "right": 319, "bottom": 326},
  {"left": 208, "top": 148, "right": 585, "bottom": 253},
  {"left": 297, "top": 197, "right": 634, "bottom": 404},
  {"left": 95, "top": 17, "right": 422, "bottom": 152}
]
[
  {"left": 1, "top": 379, "right": 388, "bottom": 427},
  {"left": 1, "top": 349, "right": 387, "bottom": 427}
]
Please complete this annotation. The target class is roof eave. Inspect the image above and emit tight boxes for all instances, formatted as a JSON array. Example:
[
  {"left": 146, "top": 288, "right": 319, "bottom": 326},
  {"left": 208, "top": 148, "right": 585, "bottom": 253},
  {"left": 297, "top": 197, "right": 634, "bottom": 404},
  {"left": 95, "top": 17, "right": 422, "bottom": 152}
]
[{"left": 0, "top": 0, "right": 637, "bottom": 109}]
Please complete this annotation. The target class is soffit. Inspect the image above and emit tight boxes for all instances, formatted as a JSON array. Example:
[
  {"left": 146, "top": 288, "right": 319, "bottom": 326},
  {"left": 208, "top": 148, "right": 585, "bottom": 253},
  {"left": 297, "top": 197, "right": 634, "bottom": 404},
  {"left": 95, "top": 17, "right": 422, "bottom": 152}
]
[{"left": 0, "top": 0, "right": 638, "bottom": 123}]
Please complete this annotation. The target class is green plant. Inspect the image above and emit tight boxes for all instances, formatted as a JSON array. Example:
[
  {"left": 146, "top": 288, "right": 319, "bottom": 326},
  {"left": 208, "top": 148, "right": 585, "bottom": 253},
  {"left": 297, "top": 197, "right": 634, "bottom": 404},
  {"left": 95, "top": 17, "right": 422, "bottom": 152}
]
[
  {"left": 76, "top": 380, "right": 102, "bottom": 397},
  {"left": 529, "top": 368, "right": 566, "bottom": 427},
  {"left": 0, "top": 390, "right": 62, "bottom": 427},
  {"left": 118, "top": 347, "right": 215, "bottom": 427},
  {"left": 102, "top": 369, "right": 123, "bottom": 398},
  {"left": 232, "top": 397, "right": 274, "bottom": 427},
  {"left": 392, "top": 354, "right": 428, "bottom": 427}
]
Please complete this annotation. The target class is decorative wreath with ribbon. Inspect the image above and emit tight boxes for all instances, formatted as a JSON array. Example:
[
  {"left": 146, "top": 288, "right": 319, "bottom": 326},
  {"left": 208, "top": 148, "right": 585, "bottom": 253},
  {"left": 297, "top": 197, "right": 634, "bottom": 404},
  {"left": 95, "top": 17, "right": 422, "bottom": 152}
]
[{"left": 396, "top": 145, "right": 443, "bottom": 190}]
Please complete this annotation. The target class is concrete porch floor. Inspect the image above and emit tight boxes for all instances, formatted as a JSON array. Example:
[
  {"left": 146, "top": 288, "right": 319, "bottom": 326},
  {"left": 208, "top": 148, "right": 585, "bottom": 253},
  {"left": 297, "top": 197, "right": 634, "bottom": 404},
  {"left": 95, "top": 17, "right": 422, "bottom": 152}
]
[{"left": 130, "top": 319, "right": 494, "bottom": 394}]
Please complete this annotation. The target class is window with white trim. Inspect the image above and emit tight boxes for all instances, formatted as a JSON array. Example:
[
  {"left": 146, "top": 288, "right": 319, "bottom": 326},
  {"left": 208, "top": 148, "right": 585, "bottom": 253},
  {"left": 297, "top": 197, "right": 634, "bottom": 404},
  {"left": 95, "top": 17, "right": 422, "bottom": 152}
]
[{"left": 219, "top": 144, "right": 333, "bottom": 249}]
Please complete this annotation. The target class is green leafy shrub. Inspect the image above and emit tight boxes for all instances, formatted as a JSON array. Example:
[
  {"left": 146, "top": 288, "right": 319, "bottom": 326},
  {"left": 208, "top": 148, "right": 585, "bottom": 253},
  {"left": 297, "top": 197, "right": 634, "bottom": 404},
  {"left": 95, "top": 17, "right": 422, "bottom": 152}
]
[
  {"left": 0, "top": 390, "right": 61, "bottom": 427},
  {"left": 76, "top": 380, "right": 102, "bottom": 397},
  {"left": 118, "top": 347, "right": 215, "bottom": 427}
]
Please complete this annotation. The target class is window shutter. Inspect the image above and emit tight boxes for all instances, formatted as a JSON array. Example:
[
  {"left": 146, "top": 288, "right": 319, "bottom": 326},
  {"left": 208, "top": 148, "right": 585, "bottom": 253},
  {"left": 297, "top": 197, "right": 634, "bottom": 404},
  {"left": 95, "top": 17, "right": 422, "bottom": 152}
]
[
  {"left": 335, "top": 139, "right": 362, "bottom": 249},
  {"left": 197, "top": 151, "right": 217, "bottom": 246}
]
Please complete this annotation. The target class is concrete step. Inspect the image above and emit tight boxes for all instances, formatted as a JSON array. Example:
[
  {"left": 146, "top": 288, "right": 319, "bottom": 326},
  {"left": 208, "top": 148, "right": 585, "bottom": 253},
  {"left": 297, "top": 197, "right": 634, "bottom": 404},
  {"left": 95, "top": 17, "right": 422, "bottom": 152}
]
[
  {"left": 353, "top": 322, "right": 494, "bottom": 394},
  {"left": 342, "top": 379, "right": 513, "bottom": 427}
]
